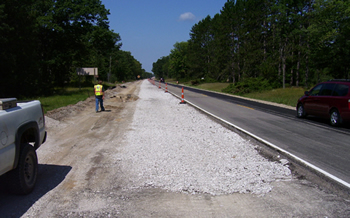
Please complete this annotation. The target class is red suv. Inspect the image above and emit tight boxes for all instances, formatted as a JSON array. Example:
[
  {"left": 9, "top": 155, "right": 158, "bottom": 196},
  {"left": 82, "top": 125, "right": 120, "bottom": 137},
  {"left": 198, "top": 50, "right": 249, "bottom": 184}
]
[{"left": 297, "top": 80, "right": 350, "bottom": 126}]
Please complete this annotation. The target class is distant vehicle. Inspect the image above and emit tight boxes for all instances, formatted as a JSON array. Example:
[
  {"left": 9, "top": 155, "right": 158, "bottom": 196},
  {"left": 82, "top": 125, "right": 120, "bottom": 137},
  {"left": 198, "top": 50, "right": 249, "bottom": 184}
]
[
  {"left": 296, "top": 80, "right": 350, "bottom": 126},
  {"left": 0, "top": 98, "right": 47, "bottom": 194}
]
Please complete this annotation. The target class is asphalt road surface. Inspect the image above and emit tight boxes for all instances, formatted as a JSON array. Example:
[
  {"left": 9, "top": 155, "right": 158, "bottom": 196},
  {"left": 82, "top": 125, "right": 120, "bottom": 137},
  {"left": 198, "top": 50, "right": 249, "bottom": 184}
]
[{"left": 163, "top": 82, "right": 350, "bottom": 188}]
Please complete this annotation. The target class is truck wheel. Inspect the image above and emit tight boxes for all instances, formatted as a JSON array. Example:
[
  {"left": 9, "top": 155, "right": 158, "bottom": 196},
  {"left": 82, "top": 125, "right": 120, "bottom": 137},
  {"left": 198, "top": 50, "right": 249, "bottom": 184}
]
[{"left": 6, "top": 143, "right": 38, "bottom": 194}]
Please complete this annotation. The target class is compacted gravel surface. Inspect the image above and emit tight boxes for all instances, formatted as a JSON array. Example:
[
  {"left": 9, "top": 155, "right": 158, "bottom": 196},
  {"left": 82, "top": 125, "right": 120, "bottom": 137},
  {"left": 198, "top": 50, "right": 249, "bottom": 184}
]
[{"left": 120, "top": 80, "right": 292, "bottom": 195}]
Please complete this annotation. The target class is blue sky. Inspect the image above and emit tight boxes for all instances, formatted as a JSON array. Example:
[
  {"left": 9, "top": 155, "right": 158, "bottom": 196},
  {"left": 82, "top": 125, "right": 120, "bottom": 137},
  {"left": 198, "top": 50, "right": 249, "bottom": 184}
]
[{"left": 101, "top": 0, "right": 228, "bottom": 73}]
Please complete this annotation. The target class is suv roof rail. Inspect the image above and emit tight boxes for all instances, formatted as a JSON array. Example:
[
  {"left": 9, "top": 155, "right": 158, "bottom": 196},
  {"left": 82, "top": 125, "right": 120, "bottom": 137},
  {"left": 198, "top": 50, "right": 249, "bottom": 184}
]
[{"left": 328, "top": 79, "right": 350, "bottom": 82}]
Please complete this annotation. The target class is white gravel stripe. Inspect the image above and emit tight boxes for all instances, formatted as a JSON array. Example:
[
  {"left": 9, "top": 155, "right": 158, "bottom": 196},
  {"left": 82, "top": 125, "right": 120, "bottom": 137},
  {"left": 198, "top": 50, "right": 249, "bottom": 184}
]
[{"left": 120, "top": 80, "right": 291, "bottom": 195}]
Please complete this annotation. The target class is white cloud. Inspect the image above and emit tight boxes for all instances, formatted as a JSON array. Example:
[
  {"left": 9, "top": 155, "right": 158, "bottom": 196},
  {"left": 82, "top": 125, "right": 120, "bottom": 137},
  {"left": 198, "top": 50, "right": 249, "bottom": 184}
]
[{"left": 179, "top": 12, "right": 196, "bottom": 21}]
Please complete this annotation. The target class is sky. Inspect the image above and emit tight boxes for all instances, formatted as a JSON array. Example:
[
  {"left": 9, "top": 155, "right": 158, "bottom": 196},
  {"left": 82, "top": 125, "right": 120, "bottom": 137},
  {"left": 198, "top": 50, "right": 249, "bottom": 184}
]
[{"left": 100, "top": 0, "right": 228, "bottom": 73}]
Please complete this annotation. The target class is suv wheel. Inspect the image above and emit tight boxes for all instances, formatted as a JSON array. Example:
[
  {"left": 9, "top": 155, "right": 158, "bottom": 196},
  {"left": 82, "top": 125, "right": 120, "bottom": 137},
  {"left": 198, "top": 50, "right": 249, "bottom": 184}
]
[
  {"left": 330, "top": 109, "right": 342, "bottom": 127},
  {"left": 6, "top": 143, "right": 38, "bottom": 194},
  {"left": 297, "top": 104, "right": 306, "bottom": 118}
]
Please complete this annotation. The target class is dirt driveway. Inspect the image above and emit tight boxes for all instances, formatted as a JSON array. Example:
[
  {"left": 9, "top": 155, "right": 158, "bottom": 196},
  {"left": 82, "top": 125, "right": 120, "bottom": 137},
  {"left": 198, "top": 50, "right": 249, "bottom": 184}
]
[{"left": 0, "top": 80, "right": 349, "bottom": 217}]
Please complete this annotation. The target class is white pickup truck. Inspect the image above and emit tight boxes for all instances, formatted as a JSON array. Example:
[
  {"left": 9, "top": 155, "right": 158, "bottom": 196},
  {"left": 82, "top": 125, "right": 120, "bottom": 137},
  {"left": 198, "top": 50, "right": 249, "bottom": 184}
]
[{"left": 0, "top": 98, "right": 47, "bottom": 194}]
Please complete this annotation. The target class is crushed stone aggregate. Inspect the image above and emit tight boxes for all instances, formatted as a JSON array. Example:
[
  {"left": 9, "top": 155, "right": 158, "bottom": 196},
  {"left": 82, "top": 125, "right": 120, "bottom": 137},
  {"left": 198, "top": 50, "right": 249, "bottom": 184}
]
[{"left": 118, "top": 80, "right": 292, "bottom": 195}]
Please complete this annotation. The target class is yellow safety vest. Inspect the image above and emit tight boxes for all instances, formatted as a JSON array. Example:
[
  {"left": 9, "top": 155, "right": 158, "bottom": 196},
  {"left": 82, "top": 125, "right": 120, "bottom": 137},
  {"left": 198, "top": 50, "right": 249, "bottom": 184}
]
[{"left": 94, "top": 85, "right": 103, "bottom": 96}]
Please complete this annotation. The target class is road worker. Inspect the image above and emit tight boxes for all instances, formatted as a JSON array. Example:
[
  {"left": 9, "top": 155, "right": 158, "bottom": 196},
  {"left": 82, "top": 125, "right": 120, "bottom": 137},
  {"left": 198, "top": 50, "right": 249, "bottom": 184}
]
[{"left": 94, "top": 80, "right": 105, "bottom": 112}]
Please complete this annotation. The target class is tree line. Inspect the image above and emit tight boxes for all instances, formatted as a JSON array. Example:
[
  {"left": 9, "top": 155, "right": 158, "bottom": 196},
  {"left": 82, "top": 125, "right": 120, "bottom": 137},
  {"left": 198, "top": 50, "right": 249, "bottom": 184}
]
[
  {"left": 153, "top": 0, "right": 350, "bottom": 89},
  {"left": 0, "top": 0, "right": 151, "bottom": 98}
]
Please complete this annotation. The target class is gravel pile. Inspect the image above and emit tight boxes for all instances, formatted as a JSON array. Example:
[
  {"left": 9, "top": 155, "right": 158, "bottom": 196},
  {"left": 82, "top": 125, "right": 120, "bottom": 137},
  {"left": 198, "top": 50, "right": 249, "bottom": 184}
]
[{"left": 119, "top": 80, "right": 292, "bottom": 195}]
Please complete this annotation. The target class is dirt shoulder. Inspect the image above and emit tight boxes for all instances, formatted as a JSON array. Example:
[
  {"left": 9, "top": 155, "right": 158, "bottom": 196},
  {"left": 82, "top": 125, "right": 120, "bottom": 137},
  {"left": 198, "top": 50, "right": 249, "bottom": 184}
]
[{"left": 0, "top": 80, "right": 349, "bottom": 217}]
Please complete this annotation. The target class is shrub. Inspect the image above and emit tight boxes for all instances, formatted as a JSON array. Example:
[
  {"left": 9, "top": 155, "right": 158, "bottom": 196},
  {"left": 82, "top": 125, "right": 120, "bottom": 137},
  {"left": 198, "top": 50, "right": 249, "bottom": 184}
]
[
  {"left": 222, "top": 77, "right": 273, "bottom": 95},
  {"left": 191, "top": 80, "right": 200, "bottom": 85},
  {"left": 202, "top": 77, "right": 217, "bottom": 83}
]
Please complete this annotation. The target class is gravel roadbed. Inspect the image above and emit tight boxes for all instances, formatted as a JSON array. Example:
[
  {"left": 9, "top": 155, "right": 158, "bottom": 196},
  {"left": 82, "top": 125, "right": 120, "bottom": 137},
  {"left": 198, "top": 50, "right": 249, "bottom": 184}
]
[{"left": 119, "top": 80, "right": 292, "bottom": 195}]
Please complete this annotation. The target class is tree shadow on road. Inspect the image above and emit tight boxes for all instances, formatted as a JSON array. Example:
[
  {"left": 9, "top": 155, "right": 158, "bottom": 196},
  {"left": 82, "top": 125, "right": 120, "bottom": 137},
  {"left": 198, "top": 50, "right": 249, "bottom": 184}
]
[{"left": 0, "top": 164, "right": 71, "bottom": 217}]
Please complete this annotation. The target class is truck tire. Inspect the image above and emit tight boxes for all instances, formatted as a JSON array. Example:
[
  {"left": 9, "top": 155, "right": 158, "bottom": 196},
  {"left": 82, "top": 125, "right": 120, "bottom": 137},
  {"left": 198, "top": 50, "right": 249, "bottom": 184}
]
[{"left": 6, "top": 143, "right": 38, "bottom": 194}]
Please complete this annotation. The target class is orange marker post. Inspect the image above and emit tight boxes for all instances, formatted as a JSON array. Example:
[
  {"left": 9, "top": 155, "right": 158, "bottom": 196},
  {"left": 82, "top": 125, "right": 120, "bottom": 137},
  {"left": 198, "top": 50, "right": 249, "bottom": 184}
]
[
  {"left": 180, "top": 87, "right": 186, "bottom": 104},
  {"left": 165, "top": 83, "right": 168, "bottom": 93}
]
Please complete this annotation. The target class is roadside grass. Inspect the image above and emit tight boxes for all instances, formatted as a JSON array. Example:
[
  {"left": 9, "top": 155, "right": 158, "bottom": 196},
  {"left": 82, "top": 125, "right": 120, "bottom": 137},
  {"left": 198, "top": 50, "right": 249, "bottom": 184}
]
[
  {"left": 195, "top": 83, "right": 230, "bottom": 92},
  {"left": 164, "top": 78, "right": 305, "bottom": 108},
  {"left": 165, "top": 79, "right": 230, "bottom": 92},
  {"left": 25, "top": 87, "right": 94, "bottom": 114},
  {"left": 241, "top": 87, "right": 306, "bottom": 107},
  {"left": 194, "top": 83, "right": 305, "bottom": 107}
]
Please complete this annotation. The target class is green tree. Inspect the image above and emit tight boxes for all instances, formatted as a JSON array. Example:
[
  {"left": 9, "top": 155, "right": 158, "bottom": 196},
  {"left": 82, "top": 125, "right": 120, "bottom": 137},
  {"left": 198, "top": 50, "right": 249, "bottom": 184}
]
[
  {"left": 111, "top": 50, "right": 144, "bottom": 82},
  {"left": 0, "top": 0, "right": 40, "bottom": 97},
  {"left": 152, "top": 56, "right": 170, "bottom": 80},
  {"left": 169, "top": 42, "right": 189, "bottom": 80},
  {"left": 308, "top": 0, "right": 350, "bottom": 80},
  {"left": 188, "top": 16, "right": 214, "bottom": 80},
  {"left": 152, "top": 0, "right": 350, "bottom": 87},
  {"left": 36, "top": 0, "right": 121, "bottom": 86},
  {"left": 0, "top": 0, "right": 124, "bottom": 97},
  {"left": 220, "top": 0, "right": 247, "bottom": 83}
]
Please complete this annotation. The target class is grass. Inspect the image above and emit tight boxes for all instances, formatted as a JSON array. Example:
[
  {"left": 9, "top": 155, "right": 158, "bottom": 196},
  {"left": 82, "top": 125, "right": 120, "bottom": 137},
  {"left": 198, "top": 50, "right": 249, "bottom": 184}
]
[
  {"left": 242, "top": 87, "right": 306, "bottom": 107},
  {"left": 200, "top": 84, "right": 306, "bottom": 107},
  {"left": 196, "top": 83, "right": 306, "bottom": 107},
  {"left": 166, "top": 78, "right": 306, "bottom": 108},
  {"left": 24, "top": 87, "right": 94, "bottom": 114},
  {"left": 165, "top": 79, "right": 230, "bottom": 92},
  {"left": 195, "top": 83, "right": 230, "bottom": 92}
]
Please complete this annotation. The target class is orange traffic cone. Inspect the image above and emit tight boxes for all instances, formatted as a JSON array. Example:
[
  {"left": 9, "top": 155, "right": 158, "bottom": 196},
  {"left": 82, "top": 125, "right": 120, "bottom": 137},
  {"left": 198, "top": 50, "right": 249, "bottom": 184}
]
[
  {"left": 180, "top": 87, "right": 186, "bottom": 104},
  {"left": 165, "top": 83, "right": 168, "bottom": 93}
]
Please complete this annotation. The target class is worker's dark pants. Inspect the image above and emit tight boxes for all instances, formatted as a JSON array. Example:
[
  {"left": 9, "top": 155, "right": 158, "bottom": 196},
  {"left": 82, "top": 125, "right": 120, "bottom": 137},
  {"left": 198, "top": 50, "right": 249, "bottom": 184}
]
[{"left": 95, "top": 96, "right": 105, "bottom": 112}]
